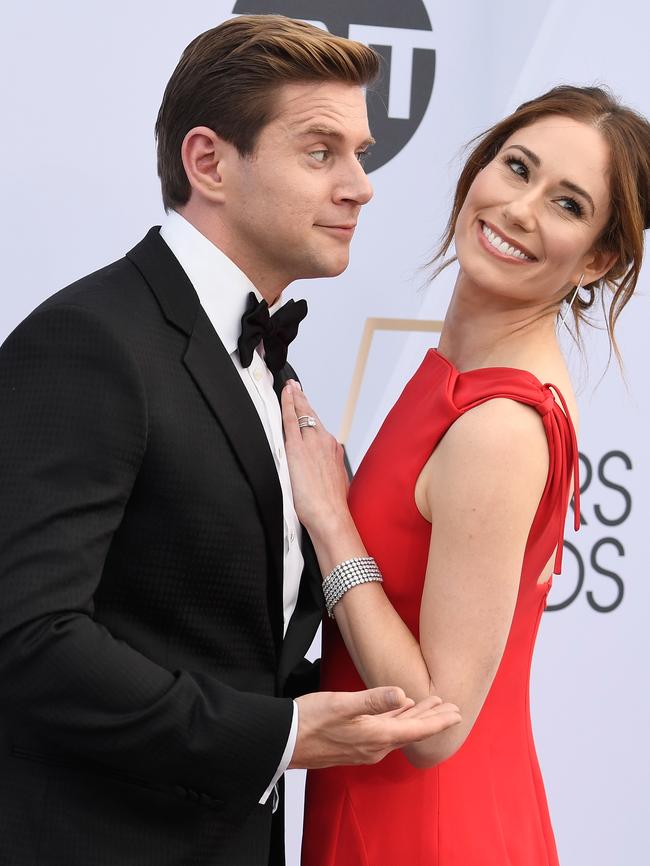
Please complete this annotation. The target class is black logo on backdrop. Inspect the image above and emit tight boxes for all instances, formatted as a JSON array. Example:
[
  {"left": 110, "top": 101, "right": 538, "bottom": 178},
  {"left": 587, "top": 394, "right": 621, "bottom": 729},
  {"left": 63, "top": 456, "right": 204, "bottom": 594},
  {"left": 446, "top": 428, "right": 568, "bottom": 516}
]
[
  {"left": 232, "top": 1, "right": 436, "bottom": 172},
  {"left": 547, "top": 450, "right": 632, "bottom": 614}
]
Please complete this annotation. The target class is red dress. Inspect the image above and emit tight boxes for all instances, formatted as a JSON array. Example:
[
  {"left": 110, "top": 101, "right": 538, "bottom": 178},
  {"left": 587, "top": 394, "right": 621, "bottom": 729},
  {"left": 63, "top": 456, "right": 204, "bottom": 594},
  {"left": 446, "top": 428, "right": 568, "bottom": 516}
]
[{"left": 302, "top": 349, "right": 580, "bottom": 866}]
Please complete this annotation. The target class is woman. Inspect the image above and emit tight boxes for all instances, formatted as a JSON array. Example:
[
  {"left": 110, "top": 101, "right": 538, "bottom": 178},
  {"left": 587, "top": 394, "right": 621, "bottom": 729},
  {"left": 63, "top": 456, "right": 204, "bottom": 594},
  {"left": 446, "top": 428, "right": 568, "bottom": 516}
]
[{"left": 283, "top": 86, "right": 650, "bottom": 865}]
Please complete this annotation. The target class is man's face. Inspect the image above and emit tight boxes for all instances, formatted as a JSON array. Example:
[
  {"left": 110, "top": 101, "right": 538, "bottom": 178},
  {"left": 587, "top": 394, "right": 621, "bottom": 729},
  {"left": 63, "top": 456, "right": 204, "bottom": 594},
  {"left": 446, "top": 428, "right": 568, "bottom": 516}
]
[{"left": 220, "top": 81, "right": 374, "bottom": 297}]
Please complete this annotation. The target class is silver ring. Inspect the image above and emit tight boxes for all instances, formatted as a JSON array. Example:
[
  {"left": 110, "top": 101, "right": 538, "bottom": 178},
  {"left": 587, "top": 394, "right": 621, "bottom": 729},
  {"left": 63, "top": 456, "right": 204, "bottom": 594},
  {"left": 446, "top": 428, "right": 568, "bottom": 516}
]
[{"left": 297, "top": 415, "right": 318, "bottom": 429}]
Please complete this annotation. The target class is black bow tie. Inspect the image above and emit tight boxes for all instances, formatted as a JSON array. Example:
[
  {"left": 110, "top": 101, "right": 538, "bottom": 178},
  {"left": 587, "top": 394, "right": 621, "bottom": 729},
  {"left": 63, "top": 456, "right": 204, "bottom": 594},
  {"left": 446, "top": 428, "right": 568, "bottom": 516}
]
[{"left": 237, "top": 292, "right": 308, "bottom": 373}]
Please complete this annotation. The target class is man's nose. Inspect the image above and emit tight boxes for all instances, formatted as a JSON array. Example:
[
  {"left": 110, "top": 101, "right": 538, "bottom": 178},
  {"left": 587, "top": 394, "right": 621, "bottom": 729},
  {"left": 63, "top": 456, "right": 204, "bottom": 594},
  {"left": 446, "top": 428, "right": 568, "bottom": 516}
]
[{"left": 335, "top": 157, "right": 374, "bottom": 206}]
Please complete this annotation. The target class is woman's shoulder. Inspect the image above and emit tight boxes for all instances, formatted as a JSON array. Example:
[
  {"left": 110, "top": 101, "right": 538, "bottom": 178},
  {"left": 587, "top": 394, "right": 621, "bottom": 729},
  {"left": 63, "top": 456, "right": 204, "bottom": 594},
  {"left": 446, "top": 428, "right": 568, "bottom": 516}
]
[
  {"left": 439, "top": 349, "right": 578, "bottom": 431},
  {"left": 423, "top": 397, "right": 550, "bottom": 532},
  {"left": 442, "top": 396, "right": 549, "bottom": 464}
]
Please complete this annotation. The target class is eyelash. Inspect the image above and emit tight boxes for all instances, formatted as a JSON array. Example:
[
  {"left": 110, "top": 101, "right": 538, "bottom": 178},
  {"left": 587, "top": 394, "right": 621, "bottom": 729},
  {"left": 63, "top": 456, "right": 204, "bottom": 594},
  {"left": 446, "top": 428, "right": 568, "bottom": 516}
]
[
  {"left": 309, "top": 149, "right": 371, "bottom": 167},
  {"left": 502, "top": 155, "right": 584, "bottom": 218}
]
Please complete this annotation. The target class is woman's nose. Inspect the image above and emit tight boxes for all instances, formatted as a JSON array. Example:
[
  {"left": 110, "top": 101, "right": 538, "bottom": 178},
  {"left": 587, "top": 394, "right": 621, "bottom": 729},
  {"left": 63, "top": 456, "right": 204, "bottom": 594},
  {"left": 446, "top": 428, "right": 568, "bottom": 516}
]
[{"left": 502, "top": 193, "right": 537, "bottom": 232}]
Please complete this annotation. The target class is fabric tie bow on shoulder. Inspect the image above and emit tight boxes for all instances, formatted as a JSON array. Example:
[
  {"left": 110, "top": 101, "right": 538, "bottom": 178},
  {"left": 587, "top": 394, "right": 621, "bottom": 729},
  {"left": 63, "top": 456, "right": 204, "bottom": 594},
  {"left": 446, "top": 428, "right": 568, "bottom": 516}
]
[{"left": 237, "top": 291, "right": 308, "bottom": 373}]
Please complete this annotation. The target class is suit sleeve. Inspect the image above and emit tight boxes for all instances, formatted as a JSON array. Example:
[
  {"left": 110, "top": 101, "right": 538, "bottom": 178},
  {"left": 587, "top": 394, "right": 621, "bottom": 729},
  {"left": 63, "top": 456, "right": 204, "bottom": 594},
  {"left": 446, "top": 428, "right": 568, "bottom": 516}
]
[{"left": 0, "top": 303, "right": 293, "bottom": 819}]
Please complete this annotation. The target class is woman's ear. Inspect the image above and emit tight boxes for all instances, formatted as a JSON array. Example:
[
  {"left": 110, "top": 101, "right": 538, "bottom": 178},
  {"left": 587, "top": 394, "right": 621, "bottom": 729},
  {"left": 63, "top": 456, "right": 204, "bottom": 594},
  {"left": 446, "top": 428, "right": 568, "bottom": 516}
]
[{"left": 581, "top": 246, "right": 618, "bottom": 286}]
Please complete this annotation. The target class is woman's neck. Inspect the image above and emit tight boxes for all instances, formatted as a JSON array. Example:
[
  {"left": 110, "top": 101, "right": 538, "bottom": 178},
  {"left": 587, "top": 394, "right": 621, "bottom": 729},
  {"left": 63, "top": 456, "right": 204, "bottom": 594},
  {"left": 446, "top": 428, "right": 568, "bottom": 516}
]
[{"left": 437, "top": 272, "right": 563, "bottom": 373}]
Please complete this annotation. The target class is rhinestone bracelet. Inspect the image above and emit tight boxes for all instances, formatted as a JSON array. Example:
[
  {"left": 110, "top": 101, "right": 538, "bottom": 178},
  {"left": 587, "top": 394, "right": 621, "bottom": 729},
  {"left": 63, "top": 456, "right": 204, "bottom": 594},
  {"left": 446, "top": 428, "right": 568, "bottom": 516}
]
[{"left": 322, "top": 556, "right": 383, "bottom": 619}]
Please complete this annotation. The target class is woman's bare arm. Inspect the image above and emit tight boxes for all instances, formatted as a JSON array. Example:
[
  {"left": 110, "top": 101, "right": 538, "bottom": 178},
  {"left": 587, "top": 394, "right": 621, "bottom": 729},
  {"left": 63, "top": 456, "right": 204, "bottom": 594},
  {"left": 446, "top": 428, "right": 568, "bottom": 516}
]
[{"left": 282, "top": 384, "right": 550, "bottom": 766}]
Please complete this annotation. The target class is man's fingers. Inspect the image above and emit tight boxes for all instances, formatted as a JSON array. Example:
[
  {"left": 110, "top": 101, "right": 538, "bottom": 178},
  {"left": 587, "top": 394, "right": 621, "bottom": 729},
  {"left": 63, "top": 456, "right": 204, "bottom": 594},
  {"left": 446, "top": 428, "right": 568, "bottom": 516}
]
[
  {"left": 388, "top": 694, "right": 444, "bottom": 719},
  {"left": 411, "top": 702, "right": 461, "bottom": 722},
  {"left": 379, "top": 700, "right": 420, "bottom": 719},
  {"left": 388, "top": 706, "right": 462, "bottom": 745},
  {"left": 336, "top": 689, "right": 452, "bottom": 720},
  {"left": 351, "top": 686, "right": 410, "bottom": 715},
  {"left": 292, "top": 690, "right": 460, "bottom": 769}
]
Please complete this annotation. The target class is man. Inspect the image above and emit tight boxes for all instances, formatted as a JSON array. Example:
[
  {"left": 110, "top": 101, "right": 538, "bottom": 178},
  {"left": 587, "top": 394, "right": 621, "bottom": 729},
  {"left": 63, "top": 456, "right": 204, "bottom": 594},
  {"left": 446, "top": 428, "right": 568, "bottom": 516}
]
[{"left": 0, "top": 16, "right": 458, "bottom": 866}]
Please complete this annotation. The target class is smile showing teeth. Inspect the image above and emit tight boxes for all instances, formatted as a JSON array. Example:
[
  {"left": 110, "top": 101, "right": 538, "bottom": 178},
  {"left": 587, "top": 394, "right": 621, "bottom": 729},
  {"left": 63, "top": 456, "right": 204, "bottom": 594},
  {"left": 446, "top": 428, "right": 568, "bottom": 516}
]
[{"left": 481, "top": 223, "right": 533, "bottom": 261}]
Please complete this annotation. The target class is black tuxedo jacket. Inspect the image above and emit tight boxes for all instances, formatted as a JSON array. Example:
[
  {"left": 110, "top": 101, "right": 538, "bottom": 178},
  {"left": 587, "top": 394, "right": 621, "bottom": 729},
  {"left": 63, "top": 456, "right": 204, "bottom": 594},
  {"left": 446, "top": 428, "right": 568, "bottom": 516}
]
[{"left": 0, "top": 228, "right": 324, "bottom": 866}]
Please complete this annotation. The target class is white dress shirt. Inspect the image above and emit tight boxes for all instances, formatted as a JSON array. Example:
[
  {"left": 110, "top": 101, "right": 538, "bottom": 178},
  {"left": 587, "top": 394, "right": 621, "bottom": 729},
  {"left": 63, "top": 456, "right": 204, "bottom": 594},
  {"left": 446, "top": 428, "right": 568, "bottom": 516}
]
[{"left": 160, "top": 210, "right": 302, "bottom": 806}]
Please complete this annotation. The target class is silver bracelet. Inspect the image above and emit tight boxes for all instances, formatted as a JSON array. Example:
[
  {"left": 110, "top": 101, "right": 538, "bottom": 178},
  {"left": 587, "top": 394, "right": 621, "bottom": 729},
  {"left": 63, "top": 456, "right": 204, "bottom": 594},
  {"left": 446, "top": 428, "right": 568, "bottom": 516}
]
[{"left": 322, "top": 556, "right": 383, "bottom": 619}]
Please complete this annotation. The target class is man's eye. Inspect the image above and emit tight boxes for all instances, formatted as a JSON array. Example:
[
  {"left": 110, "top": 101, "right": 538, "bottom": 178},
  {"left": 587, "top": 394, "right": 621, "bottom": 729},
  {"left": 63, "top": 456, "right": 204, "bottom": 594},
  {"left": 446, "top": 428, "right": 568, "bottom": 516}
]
[
  {"left": 356, "top": 150, "right": 371, "bottom": 166},
  {"left": 310, "top": 150, "right": 329, "bottom": 163}
]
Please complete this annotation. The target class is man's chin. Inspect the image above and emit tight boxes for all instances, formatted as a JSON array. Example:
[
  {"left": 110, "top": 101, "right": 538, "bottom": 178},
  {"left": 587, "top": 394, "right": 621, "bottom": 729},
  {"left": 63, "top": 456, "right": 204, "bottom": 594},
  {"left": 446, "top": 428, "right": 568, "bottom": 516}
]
[
  {"left": 292, "top": 252, "right": 351, "bottom": 282},
  {"left": 316, "top": 254, "right": 350, "bottom": 279},
  {"left": 328, "top": 262, "right": 349, "bottom": 278}
]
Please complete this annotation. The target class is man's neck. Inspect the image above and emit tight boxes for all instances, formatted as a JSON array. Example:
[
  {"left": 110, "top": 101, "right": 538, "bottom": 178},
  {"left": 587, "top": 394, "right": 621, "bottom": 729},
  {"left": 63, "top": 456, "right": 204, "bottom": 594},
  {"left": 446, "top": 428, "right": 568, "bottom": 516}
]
[{"left": 176, "top": 203, "right": 286, "bottom": 305}]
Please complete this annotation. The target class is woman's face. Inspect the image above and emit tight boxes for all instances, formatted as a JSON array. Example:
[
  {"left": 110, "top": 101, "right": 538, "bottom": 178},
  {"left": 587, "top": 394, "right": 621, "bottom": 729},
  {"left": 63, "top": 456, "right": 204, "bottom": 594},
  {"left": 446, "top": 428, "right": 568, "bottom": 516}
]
[{"left": 454, "top": 115, "right": 613, "bottom": 309}]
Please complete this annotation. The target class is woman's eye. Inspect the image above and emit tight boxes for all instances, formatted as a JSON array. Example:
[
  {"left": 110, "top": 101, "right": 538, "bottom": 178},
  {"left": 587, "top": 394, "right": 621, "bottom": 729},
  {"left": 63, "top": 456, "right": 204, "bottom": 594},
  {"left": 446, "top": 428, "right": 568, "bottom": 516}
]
[
  {"left": 310, "top": 150, "right": 329, "bottom": 163},
  {"left": 557, "top": 197, "right": 584, "bottom": 217},
  {"left": 505, "top": 157, "right": 528, "bottom": 179}
]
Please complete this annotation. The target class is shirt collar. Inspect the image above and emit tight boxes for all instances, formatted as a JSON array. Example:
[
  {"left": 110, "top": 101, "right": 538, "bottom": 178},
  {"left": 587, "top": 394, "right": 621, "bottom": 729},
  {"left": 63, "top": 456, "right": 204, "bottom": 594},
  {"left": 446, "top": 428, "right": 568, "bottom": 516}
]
[{"left": 159, "top": 209, "right": 283, "bottom": 356}]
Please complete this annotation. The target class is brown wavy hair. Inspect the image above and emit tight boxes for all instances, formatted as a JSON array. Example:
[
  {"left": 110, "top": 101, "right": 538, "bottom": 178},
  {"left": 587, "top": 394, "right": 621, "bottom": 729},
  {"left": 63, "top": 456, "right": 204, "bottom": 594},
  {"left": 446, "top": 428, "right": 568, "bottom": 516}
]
[
  {"left": 155, "top": 15, "right": 379, "bottom": 212},
  {"left": 432, "top": 85, "right": 650, "bottom": 362}
]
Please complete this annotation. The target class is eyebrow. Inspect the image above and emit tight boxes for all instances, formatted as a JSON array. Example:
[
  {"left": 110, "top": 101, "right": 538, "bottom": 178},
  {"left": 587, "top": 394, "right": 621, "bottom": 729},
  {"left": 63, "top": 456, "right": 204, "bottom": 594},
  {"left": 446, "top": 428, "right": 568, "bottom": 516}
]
[
  {"left": 296, "top": 124, "right": 376, "bottom": 148},
  {"left": 505, "top": 144, "right": 596, "bottom": 215}
]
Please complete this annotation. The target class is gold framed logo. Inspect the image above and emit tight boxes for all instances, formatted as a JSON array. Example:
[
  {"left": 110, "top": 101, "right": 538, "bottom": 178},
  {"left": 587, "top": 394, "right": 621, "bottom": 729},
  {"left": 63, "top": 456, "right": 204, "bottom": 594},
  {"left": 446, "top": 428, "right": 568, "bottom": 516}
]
[{"left": 338, "top": 317, "right": 443, "bottom": 445}]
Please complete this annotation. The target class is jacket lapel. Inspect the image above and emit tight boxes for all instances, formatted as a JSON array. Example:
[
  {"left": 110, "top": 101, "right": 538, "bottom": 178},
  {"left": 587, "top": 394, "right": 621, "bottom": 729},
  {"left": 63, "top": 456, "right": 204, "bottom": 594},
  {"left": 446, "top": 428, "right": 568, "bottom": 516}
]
[
  {"left": 127, "top": 228, "right": 286, "bottom": 652},
  {"left": 183, "top": 312, "right": 286, "bottom": 650},
  {"left": 277, "top": 531, "right": 324, "bottom": 687},
  {"left": 274, "top": 360, "right": 325, "bottom": 679}
]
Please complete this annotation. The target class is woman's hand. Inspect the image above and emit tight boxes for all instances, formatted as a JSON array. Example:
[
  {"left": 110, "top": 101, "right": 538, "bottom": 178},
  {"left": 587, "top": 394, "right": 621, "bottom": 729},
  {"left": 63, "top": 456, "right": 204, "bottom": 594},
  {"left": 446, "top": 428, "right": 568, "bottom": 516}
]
[{"left": 280, "top": 380, "right": 352, "bottom": 537}]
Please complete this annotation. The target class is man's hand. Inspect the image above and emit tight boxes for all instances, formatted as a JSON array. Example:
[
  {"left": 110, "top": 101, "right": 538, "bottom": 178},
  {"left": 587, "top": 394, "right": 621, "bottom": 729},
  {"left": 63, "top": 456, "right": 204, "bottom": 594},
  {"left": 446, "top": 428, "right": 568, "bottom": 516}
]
[{"left": 289, "top": 687, "right": 461, "bottom": 769}]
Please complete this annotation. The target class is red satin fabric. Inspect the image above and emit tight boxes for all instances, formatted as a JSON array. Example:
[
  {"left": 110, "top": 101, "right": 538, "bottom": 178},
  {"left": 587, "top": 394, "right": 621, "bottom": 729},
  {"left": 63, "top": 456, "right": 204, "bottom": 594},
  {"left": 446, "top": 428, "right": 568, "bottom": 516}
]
[{"left": 302, "top": 349, "right": 579, "bottom": 866}]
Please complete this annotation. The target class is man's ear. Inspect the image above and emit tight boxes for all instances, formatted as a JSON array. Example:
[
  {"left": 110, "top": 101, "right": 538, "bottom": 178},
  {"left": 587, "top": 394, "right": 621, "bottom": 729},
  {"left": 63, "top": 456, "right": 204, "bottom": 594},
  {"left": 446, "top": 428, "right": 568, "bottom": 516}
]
[
  {"left": 181, "top": 126, "right": 230, "bottom": 204},
  {"left": 580, "top": 246, "right": 619, "bottom": 286}
]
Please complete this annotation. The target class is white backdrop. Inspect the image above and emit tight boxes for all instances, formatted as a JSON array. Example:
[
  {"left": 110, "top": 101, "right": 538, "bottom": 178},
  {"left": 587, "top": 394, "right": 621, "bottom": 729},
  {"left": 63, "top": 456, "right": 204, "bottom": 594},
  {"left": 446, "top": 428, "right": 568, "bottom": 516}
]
[{"left": 2, "top": 2, "right": 648, "bottom": 864}]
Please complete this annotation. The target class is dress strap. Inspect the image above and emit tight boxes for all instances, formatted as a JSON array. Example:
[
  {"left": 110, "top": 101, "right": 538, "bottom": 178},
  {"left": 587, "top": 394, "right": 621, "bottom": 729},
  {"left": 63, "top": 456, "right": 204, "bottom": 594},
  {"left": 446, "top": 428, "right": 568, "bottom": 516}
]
[{"left": 543, "top": 383, "right": 580, "bottom": 573}]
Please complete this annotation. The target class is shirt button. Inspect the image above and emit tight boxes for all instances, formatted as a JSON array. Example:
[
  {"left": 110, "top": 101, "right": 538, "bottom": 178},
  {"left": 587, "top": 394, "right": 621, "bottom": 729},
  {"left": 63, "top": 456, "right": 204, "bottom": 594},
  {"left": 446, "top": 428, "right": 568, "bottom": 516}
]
[
  {"left": 253, "top": 368, "right": 263, "bottom": 382},
  {"left": 289, "top": 531, "right": 295, "bottom": 544}
]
